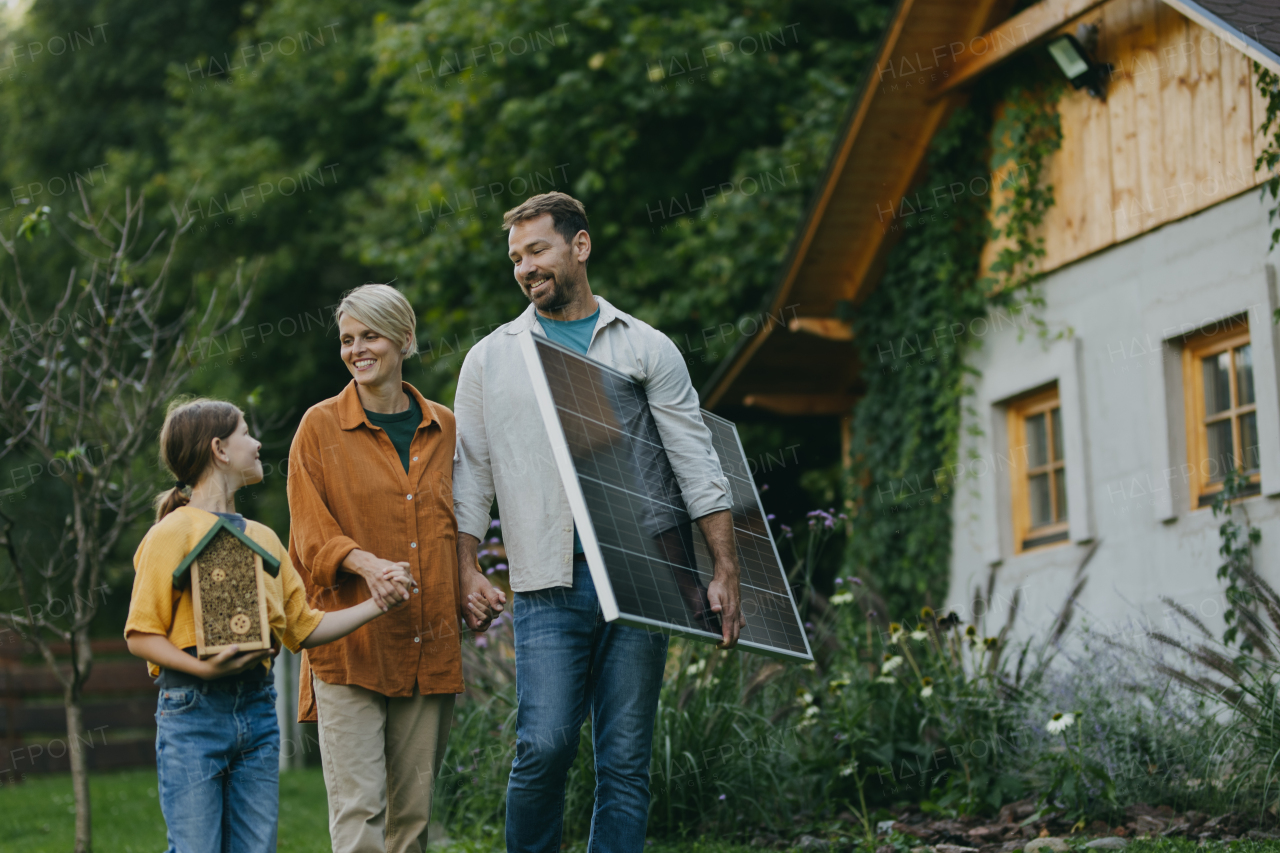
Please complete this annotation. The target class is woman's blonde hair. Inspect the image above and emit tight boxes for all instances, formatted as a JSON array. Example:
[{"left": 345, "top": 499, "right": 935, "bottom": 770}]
[
  {"left": 153, "top": 397, "right": 243, "bottom": 523},
  {"left": 335, "top": 283, "right": 419, "bottom": 358}
]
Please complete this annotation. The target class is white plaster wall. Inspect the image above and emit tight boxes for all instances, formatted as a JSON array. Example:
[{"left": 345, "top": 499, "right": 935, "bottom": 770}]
[{"left": 945, "top": 189, "right": 1280, "bottom": 644}]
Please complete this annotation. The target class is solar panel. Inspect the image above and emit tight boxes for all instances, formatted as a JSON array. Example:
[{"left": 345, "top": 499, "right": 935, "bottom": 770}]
[{"left": 518, "top": 330, "right": 813, "bottom": 662}]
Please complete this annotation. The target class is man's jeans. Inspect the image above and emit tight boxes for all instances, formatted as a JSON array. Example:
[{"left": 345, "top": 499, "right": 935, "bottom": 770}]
[
  {"left": 506, "top": 559, "right": 669, "bottom": 853},
  {"left": 154, "top": 679, "right": 280, "bottom": 853}
]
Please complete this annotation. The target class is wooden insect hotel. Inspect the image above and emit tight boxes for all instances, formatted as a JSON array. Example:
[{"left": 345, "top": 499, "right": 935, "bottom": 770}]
[{"left": 172, "top": 517, "right": 280, "bottom": 658}]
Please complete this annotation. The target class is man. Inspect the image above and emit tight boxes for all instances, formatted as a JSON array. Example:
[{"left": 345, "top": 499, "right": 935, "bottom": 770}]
[{"left": 452, "top": 191, "right": 745, "bottom": 853}]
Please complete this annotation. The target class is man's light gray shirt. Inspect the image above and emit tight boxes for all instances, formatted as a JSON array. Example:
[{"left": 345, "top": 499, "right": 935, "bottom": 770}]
[{"left": 452, "top": 296, "right": 731, "bottom": 592}]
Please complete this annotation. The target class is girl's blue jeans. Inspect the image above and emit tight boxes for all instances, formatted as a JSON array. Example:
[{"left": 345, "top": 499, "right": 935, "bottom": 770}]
[{"left": 154, "top": 678, "right": 280, "bottom": 853}]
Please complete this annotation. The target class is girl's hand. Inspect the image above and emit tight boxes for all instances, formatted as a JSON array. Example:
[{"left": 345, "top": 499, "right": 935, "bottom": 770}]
[
  {"left": 381, "top": 564, "right": 413, "bottom": 610},
  {"left": 199, "top": 645, "right": 272, "bottom": 679},
  {"left": 343, "top": 550, "right": 412, "bottom": 610}
]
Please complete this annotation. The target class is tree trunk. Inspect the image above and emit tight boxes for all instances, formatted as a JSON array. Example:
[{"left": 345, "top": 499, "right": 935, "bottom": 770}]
[{"left": 65, "top": 693, "right": 92, "bottom": 853}]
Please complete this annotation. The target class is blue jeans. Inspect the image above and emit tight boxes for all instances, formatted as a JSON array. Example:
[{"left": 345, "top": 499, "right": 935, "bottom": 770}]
[
  {"left": 154, "top": 679, "right": 280, "bottom": 853},
  {"left": 506, "top": 559, "right": 669, "bottom": 853}
]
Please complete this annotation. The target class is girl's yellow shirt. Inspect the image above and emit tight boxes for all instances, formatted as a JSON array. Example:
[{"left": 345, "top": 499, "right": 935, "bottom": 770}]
[{"left": 124, "top": 506, "right": 324, "bottom": 677}]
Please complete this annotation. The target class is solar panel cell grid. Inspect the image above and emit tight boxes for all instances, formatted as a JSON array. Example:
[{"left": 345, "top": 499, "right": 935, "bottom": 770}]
[{"left": 521, "top": 332, "right": 812, "bottom": 662}]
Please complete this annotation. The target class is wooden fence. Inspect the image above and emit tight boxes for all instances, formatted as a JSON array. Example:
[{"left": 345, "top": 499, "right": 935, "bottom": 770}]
[{"left": 0, "top": 630, "right": 158, "bottom": 779}]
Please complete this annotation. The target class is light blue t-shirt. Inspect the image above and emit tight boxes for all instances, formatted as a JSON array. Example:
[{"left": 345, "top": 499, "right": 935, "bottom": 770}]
[{"left": 536, "top": 308, "right": 600, "bottom": 555}]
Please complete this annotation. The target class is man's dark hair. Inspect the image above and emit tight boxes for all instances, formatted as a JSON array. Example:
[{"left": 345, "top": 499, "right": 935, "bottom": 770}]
[{"left": 502, "top": 191, "right": 589, "bottom": 246}]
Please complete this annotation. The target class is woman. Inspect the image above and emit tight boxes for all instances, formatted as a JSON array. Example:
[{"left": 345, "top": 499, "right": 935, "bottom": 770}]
[{"left": 287, "top": 283, "right": 506, "bottom": 853}]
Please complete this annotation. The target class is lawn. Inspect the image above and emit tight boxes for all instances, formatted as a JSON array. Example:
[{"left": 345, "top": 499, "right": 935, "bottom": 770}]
[{"left": 6, "top": 769, "right": 1280, "bottom": 853}]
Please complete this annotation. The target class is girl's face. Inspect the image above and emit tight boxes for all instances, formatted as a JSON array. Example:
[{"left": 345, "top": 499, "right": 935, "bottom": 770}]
[
  {"left": 339, "top": 315, "right": 407, "bottom": 388},
  {"left": 213, "top": 414, "right": 263, "bottom": 488}
]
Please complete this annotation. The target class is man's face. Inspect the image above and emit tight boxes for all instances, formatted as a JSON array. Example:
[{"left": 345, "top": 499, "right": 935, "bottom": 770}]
[{"left": 507, "top": 213, "right": 588, "bottom": 313}]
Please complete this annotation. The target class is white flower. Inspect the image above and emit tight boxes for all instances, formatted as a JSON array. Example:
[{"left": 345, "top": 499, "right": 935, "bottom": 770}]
[
  {"left": 685, "top": 659, "right": 706, "bottom": 677},
  {"left": 798, "top": 691, "right": 814, "bottom": 705},
  {"left": 910, "top": 629, "right": 928, "bottom": 641},
  {"left": 875, "top": 675, "right": 896, "bottom": 684},
  {"left": 839, "top": 761, "right": 858, "bottom": 777},
  {"left": 803, "top": 705, "right": 820, "bottom": 719},
  {"left": 830, "top": 591, "right": 855, "bottom": 605},
  {"left": 1047, "top": 712, "right": 1076, "bottom": 734},
  {"left": 920, "top": 685, "right": 934, "bottom": 698},
  {"left": 881, "top": 655, "right": 904, "bottom": 674}
]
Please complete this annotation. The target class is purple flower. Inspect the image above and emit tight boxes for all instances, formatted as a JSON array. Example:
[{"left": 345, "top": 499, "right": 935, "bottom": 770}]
[
  {"left": 495, "top": 562, "right": 508, "bottom": 571},
  {"left": 485, "top": 567, "right": 496, "bottom": 575},
  {"left": 475, "top": 635, "right": 489, "bottom": 648},
  {"left": 489, "top": 519, "right": 502, "bottom": 529},
  {"left": 850, "top": 577, "right": 862, "bottom": 586},
  {"left": 834, "top": 578, "right": 843, "bottom": 585},
  {"left": 767, "top": 513, "right": 775, "bottom": 521},
  {"left": 804, "top": 621, "right": 813, "bottom": 629},
  {"left": 760, "top": 484, "right": 770, "bottom": 492},
  {"left": 718, "top": 793, "right": 726, "bottom": 801}
]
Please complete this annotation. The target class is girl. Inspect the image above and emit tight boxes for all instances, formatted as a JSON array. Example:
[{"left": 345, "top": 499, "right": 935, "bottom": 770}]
[{"left": 125, "top": 397, "right": 412, "bottom": 853}]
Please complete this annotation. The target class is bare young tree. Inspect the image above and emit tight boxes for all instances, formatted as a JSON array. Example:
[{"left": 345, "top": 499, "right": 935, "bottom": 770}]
[{"left": 0, "top": 185, "right": 254, "bottom": 853}]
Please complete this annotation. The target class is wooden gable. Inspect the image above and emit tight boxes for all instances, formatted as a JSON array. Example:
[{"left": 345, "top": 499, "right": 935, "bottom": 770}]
[{"left": 705, "top": 0, "right": 1278, "bottom": 416}]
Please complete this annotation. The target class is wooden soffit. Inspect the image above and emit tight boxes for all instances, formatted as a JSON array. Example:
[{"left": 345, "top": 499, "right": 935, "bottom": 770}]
[{"left": 704, "top": 0, "right": 1015, "bottom": 412}]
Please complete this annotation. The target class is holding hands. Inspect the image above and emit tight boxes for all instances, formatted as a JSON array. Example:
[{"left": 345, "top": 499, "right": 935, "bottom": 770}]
[
  {"left": 461, "top": 568, "right": 507, "bottom": 632},
  {"left": 344, "top": 549, "right": 414, "bottom": 610}
]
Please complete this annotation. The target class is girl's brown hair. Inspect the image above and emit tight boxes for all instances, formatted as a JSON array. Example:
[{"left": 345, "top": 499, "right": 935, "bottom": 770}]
[{"left": 153, "top": 397, "right": 243, "bottom": 522}]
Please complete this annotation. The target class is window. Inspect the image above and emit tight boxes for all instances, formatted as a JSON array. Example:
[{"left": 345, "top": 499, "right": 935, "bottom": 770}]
[
  {"left": 1182, "top": 318, "right": 1260, "bottom": 507},
  {"left": 1008, "top": 386, "right": 1068, "bottom": 552}
]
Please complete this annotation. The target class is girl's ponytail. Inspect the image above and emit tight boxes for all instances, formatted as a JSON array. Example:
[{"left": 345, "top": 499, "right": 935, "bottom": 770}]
[{"left": 153, "top": 397, "right": 243, "bottom": 523}]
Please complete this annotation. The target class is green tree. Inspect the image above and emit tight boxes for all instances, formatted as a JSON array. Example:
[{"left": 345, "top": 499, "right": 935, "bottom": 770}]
[{"left": 354, "top": 0, "right": 888, "bottom": 399}]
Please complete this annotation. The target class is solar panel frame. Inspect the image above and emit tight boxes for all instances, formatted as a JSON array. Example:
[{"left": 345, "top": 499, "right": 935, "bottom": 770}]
[{"left": 518, "top": 329, "right": 814, "bottom": 662}]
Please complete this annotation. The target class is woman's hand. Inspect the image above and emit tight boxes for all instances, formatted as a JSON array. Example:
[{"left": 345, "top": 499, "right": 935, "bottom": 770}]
[
  {"left": 343, "top": 549, "right": 413, "bottom": 611},
  {"left": 382, "top": 564, "right": 413, "bottom": 609}
]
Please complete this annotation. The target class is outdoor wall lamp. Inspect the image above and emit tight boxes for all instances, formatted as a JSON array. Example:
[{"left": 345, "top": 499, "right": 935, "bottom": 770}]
[{"left": 1046, "top": 28, "right": 1111, "bottom": 101}]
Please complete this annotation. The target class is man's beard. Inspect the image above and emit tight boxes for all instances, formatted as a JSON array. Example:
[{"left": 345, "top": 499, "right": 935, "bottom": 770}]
[{"left": 527, "top": 272, "right": 578, "bottom": 313}]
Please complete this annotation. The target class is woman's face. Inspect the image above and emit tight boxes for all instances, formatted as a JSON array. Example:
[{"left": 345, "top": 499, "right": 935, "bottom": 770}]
[
  {"left": 339, "top": 315, "right": 406, "bottom": 388},
  {"left": 215, "top": 414, "right": 263, "bottom": 488}
]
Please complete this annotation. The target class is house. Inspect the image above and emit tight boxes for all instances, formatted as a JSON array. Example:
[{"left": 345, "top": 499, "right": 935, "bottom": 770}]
[{"left": 704, "top": 0, "right": 1280, "bottom": 637}]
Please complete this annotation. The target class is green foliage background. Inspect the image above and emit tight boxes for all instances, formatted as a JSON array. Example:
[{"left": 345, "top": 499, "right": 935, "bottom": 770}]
[{"left": 0, "top": 0, "right": 890, "bottom": 625}]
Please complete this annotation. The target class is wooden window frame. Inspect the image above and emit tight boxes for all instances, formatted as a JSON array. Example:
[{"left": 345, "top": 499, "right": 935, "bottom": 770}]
[
  {"left": 1181, "top": 320, "right": 1260, "bottom": 509},
  {"left": 1007, "top": 386, "right": 1069, "bottom": 553}
]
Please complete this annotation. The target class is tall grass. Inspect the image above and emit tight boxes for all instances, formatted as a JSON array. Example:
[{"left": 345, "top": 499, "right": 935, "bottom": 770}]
[{"left": 437, "top": 499, "right": 1280, "bottom": 845}]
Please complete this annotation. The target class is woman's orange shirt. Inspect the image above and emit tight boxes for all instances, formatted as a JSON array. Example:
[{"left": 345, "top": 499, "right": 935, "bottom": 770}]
[{"left": 287, "top": 380, "right": 469, "bottom": 721}]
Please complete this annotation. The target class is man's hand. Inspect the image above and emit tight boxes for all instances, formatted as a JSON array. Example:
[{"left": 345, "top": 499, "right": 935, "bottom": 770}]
[
  {"left": 457, "top": 532, "right": 507, "bottom": 632},
  {"left": 696, "top": 510, "right": 746, "bottom": 649},
  {"left": 707, "top": 573, "right": 745, "bottom": 649},
  {"left": 343, "top": 549, "right": 412, "bottom": 611},
  {"left": 199, "top": 645, "right": 274, "bottom": 680},
  {"left": 460, "top": 569, "right": 507, "bottom": 632}
]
